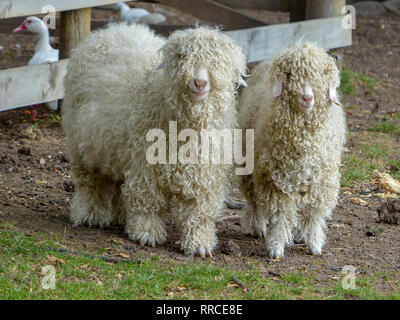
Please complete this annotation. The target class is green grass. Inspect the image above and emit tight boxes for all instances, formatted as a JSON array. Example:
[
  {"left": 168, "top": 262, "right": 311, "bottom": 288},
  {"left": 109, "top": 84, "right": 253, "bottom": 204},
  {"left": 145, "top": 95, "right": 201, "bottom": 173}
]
[
  {"left": 332, "top": 276, "right": 400, "bottom": 300},
  {"left": 28, "top": 121, "right": 40, "bottom": 132},
  {"left": 0, "top": 224, "right": 399, "bottom": 300},
  {"left": 388, "top": 160, "right": 400, "bottom": 180},
  {"left": 360, "top": 144, "right": 386, "bottom": 158},
  {"left": 343, "top": 105, "right": 357, "bottom": 112},
  {"left": 340, "top": 68, "right": 357, "bottom": 94},
  {"left": 341, "top": 128, "right": 400, "bottom": 187},
  {"left": 368, "top": 122, "right": 400, "bottom": 134},
  {"left": 49, "top": 113, "right": 61, "bottom": 125},
  {"left": 357, "top": 73, "right": 378, "bottom": 89},
  {"left": 340, "top": 67, "right": 378, "bottom": 95},
  {"left": 341, "top": 154, "right": 379, "bottom": 187},
  {"left": 389, "top": 159, "right": 400, "bottom": 170}
]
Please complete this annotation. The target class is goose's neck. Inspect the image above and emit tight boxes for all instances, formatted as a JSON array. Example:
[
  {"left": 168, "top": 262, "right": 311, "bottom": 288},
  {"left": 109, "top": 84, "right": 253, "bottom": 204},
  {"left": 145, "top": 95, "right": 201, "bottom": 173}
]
[{"left": 35, "top": 27, "right": 52, "bottom": 52}]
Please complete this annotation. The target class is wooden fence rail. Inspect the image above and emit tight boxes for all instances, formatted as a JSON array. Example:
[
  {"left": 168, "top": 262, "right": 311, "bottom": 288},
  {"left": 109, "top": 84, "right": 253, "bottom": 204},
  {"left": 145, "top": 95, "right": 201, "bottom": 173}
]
[
  {"left": 0, "top": 60, "right": 68, "bottom": 112},
  {"left": 154, "top": 0, "right": 265, "bottom": 29},
  {"left": 0, "top": 0, "right": 119, "bottom": 19},
  {"left": 226, "top": 15, "right": 350, "bottom": 65},
  {"left": 213, "top": 0, "right": 289, "bottom": 11}
]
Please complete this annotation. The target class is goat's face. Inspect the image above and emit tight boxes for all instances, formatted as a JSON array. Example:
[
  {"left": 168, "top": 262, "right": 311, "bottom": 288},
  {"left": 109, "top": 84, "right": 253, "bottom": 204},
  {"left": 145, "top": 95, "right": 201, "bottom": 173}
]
[
  {"left": 269, "top": 43, "right": 341, "bottom": 115},
  {"left": 158, "top": 27, "right": 247, "bottom": 102},
  {"left": 271, "top": 79, "right": 316, "bottom": 114},
  {"left": 188, "top": 64, "right": 211, "bottom": 100}
]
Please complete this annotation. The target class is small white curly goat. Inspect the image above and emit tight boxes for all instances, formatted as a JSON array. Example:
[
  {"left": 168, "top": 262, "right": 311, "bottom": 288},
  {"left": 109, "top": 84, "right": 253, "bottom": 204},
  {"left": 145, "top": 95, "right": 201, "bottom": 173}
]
[
  {"left": 238, "top": 43, "right": 346, "bottom": 258},
  {"left": 62, "top": 23, "right": 247, "bottom": 257}
]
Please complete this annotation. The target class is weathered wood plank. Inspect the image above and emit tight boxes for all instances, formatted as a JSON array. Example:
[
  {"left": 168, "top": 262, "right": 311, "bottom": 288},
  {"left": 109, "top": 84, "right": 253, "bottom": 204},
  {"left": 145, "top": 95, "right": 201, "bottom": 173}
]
[
  {"left": 0, "top": 60, "right": 68, "bottom": 111},
  {"left": 154, "top": 0, "right": 266, "bottom": 28},
  {"left": 226, "top": 15, "right": 351, "bottom": 63},
  {"left": 214, "top": 0, "right": 289, "bottom": 11},
  {"left": 0, "top": 0, "right": 120, "bottom": 19}
]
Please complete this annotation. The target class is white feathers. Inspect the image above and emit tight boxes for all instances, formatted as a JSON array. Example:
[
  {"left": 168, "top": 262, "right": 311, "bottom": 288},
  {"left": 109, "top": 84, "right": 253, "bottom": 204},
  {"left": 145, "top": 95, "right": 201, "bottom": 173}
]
[
  {"left": 114, "top": 2, "right": 166, "bottom": 24},
  {"left": 13, "top": 16, "right": 59, "bottom": 111}
]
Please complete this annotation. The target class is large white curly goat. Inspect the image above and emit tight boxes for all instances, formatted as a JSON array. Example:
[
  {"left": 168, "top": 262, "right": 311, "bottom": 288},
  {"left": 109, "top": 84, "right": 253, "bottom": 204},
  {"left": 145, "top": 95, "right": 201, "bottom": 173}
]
[
  {"left": 239, "top": 43, "right": 346, "bottom": 258},
  {"left": 62, "top": 23, "right": 247, "bottom": 257}
]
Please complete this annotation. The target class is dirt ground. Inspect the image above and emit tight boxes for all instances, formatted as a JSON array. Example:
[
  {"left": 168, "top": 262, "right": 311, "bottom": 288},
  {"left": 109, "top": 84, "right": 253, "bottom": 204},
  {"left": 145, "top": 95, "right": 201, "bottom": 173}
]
[{"left": 0, "top": 5, "right": 399, "bottom": 294}]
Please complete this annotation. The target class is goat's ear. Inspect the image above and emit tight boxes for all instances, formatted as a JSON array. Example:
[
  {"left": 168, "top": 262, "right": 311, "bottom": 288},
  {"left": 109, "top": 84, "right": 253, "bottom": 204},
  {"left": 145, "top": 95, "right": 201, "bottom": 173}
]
[
  {"left": 239, "top": 77, "right": 248, "bottom": 88},
  {"left": 329, "top": 85, "right": 341, "bottom": 106},
  {"left": 155, "top": 62, "right": 165, "bottom": 71},
  {"left": 271, "top": 80, "right": 282, "bottom": 97}
]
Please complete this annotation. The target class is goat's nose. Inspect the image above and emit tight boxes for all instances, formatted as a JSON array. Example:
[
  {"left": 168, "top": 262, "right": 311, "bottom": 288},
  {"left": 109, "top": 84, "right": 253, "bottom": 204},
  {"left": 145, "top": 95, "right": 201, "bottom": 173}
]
[
  {"left": 194, "top": 79, "right": 207, "bottom": 90},
  {"left": 302, "top": 94, "right": 313, "bottom": 103}
]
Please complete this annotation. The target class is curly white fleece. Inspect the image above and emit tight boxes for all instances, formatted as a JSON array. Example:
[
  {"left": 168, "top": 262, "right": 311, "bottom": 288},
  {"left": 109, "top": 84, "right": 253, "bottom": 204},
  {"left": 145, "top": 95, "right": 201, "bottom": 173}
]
[
  {"left": 62, "top": 23, "right": 247, "bottom": 256},
  {"left": 238, "top": 43, "right": 346, "bottom": 258}
]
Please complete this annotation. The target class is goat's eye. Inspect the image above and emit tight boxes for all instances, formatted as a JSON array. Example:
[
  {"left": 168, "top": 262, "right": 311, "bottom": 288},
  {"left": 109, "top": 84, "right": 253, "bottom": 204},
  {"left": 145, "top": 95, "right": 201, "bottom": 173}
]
[{"left": 27, "top": 20, "right": 31, "bottom": 23}]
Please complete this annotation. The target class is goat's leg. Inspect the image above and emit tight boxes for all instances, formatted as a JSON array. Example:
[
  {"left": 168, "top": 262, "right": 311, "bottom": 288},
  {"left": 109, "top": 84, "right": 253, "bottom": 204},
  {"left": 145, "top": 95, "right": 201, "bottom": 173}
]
[
  {"left": 239, "top": 175, "right": 268, "bottom": 237},
  {"left": 240, "top": 199, "right": 268, "bottom": 238},
  {"left": 125, "top": 212, "right": 167, "bottom": 247},
  {"left": 111, "top": 182, "right": 126, "bottom": 226},
  {"left": 175, "top": 189, "right": 224, "bottom": 257},
  {"left": 299, "top": 208, "right": 328, "bottom": 256},
  {"left": 70, "top": 165, "right": 116, "bottom": 228},
  {"left": 265, "top": 196, "right": 298, "bottom": 259},
  {"left": 122, "top": 180, "right": 167, "bottom": 247}
]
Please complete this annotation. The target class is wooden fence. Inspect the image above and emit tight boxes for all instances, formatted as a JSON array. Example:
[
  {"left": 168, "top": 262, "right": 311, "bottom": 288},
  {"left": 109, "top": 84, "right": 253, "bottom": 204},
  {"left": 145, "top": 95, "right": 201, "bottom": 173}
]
[{"left": 0, "top": 0, "right": 352, "bottom": 112}]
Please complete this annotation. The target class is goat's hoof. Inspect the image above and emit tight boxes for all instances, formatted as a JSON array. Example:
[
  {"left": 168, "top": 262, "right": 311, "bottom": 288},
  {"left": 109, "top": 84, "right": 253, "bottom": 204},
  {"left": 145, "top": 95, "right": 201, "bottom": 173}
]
[
  {"left": 256, "top": 228, "right": 267, "bottom": 239},
  {"left": 308, "top": 246, "right": 322, "bottom": 256},
  {"left": 194, "top": 246, "right": 214, "bottom": 259},
  {"left": 240, "top": 218, "right": 267, "bottom": 239},
  {"left": 130, "top": 232, "right": 158, "bottom": 247},
  {"left": 268, "top": 246, "right": 285, "bottom": 260}
]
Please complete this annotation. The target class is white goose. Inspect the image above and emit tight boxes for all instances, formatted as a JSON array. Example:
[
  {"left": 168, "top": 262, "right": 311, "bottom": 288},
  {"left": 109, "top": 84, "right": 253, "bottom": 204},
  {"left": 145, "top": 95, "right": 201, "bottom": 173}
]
[
  {"left": 13, "top": 16, "right": 59, "bottom": 114},
  {"left": 113, "top": 2, "right": 166, "bottom": 24}
]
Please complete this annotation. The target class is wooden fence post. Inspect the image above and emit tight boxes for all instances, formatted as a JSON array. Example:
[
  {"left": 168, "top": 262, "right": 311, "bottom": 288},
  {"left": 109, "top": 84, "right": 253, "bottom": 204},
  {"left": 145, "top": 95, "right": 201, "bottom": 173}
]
[
  {"left": 59, "top": 8, "right": 92, "bottom": 59},
  {"left": 306, "top": 0, "right": 346, "bottom": 70},
  {"left": 154, "top": 0, "right": 265, "bottom": 29},
  {"left": 289, "top": 0, "right": 306, "bottom": 22}
]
